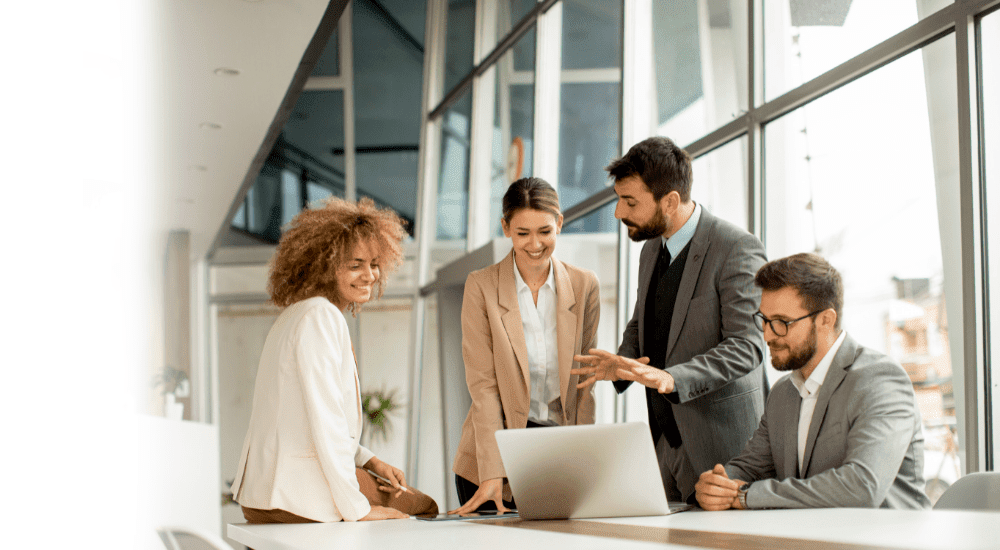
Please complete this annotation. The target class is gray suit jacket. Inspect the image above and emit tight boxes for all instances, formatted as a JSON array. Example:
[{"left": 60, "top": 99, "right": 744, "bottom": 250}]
[
  {"left": 726, "top": 333, "right": 931, "bottom": 509},
  {"left": 616, "top": 207, "right": 767, "bottom": 481}
]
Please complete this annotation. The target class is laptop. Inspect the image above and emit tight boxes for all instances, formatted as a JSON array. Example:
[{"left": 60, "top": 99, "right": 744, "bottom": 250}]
[{"left": 494, "top": 422, "right": 692, "bottom": 520}]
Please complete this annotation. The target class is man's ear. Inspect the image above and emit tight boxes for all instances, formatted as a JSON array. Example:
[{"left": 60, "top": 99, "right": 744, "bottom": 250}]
[
  {"left": 659, "top": 190, "right": 680, "bottom": 215},
  {"left": 818, "top": 308, "right": 838, "bottom": 331}
]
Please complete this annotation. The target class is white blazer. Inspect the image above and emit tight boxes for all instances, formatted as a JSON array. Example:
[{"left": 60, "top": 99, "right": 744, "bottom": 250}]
[{"left": 230, "top": 296, "right": 375, "bottom": 522}]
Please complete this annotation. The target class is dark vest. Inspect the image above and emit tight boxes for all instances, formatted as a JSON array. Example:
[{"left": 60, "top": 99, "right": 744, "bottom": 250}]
[{"left": 643, "top": 242, "right": 690, "bottom": 448}]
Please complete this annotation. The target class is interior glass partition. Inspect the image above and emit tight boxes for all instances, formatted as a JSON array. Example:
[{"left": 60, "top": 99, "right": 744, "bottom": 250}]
[
  {"left": 764, "top": 37, "right": 961, "bottom": 503},
  {"left": 763, "top": 0, "right": 953, "bottom": 102}
]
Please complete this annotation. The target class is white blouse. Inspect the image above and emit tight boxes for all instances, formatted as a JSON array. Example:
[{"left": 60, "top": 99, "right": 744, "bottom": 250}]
[{"left": 513, "top": 256, "right": 561, "bottom": 424}]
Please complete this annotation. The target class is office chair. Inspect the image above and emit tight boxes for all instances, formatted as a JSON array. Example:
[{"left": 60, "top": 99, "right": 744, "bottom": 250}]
[
  {"left": 157, "top": 526, "right": 233, "bottom": 550},
  {"left": 932, "top": 471, "right": 1000, "bottom": 511}
]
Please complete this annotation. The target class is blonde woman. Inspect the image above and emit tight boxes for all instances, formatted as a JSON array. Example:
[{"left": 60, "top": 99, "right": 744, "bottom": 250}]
[{"left": 450, "top": 178, "right": 601, "bottom": 514}]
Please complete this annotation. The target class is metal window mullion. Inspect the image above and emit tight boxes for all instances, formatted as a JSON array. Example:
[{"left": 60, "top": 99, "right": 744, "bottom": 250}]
[
  {"left": 405, "top": 0, "right": 448, "bottom": 484},
  {"left": 341, "top": 3, "right": 356, "bottom": 202},
  {"left": 956, "top": 9, "right": 988, "bottom": 474},
  {"left": 748, "top": 0, "right": 764, "bottom": 240},
  {"left": 622, "top": 0, "right": 652, "bottom": 150}
]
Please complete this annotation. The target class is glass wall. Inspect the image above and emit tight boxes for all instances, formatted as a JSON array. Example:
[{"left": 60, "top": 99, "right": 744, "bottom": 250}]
[
  {"left": 652, "top": 0, "right": 747, "bottom": 147},
  {"left": 438, "top": 90, "right": 473, "bottom": 241},
  {"left": 557, "top": 0, "right": 622, "bottom": 216},
  {"left": 692, "top": 136, "right": 748, "bottom": 231},
  {"left": 561, "top": 201, "right": 620, "bottom": 423},
  {"left": 764, "top": 37, "right": 960, "bottom": 500},
  {"left": 763, "top": 0, "right": 952, "bottom": 102},
  {"left": 413, "top": 0, "right": 999, "bottom": 484},
  {"left": 227, "top": 2, "right": 426, "bottom": 243},
  {"left": 444, "top": 0, "right": 476, "bottom": 93},
  {"left": 354, "top": 0, "right": 427, "bottom": 231},
  {"left": 489, "top": 27, "right": 537, "bottom": 237}
]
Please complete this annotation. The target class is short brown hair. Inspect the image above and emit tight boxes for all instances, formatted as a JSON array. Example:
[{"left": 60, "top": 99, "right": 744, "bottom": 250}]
[
  {"left": 502, "top": 177, "right": 561, "bottom": 223},
  {"left": 755, "top": 253, "right": 844, "bottom": 329},
  {"left": 605, "top": 136, "right": 693, "bottom": 201},
  {"left": 268, "top": 197, "right": 406, "bottom": 314}
]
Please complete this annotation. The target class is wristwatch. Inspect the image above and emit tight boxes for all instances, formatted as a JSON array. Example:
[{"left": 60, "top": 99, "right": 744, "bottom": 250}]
[{"left": 737, "top": 483, "right": 751, "bottom": 509}]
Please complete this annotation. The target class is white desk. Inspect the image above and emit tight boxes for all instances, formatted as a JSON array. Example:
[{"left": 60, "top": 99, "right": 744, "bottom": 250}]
[{"left": 228, "top": 508, "right": 998, "bottom": 550}]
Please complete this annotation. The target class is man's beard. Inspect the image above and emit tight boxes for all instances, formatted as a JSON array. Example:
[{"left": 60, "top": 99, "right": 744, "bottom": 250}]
[
  {"left": 623, "top": 208, "right": 669, "bottom": 242},
  {"left": 769, "top": 325, "right": 818, "bottom": 372}
]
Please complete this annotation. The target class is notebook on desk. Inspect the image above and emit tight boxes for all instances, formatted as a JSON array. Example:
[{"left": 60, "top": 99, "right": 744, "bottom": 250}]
[{"left": 495, "top": 422, "right": 692, "bottom": 520}]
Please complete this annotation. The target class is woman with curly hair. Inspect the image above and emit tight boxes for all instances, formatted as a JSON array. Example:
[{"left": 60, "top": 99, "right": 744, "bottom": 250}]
[
  {"left": 449, "top": 178, "right": 601, "bottom": 514},
  {"left": 231, "top": 197, "right": 437, "bottom": 523}
]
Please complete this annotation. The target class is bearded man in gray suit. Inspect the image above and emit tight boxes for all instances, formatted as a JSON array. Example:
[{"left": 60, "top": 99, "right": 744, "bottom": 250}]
[
  {"left": 573, "top": 136, "right": 767, "bottom": 502},
  {"left": 695, "top": 253, "right": 930, "bottom": 510}
]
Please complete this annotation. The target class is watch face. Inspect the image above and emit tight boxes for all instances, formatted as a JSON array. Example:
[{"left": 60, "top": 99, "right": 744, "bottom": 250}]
[{"left": 739, "top": 483, "right": 751, "bottom": 492}]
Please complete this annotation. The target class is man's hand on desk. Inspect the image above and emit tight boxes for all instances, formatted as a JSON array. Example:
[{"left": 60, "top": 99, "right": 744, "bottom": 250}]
[
  {"left": 359, "top": 505, "right": 408, "bottom": 521},
  {"left": 572, "top": 350, "right": 652, "bottom": 389},
  {"left": 695, "top": 464, "right": 746, "bottom": 511},
  {"left": 447, "top": 478, "right": 510, "bottom": 516}
]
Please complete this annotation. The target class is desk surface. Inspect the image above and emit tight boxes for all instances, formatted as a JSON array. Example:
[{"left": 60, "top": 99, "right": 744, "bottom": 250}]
[{"left": 228, "top": 508, "right": 997, "bottom": 550}]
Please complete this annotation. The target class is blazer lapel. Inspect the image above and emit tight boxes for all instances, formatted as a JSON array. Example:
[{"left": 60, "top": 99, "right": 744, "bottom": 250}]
[
  {"left": 665, "top": 208, "right": 711, "bottom": 359},
  {"left": 498, "top": 250, "right": 532, "bottom": 393},
  {"left": 780, "top": 385, "right": 801, "bottom": 478},
  {"left": 553, "top": 259, "right": 578, "bottom": 420},
  {"left": 800, "top": 334, "right": 855, "bottom": 476},
  {"left": 636, "top": 239, "right": 659, "bottom": 356}
]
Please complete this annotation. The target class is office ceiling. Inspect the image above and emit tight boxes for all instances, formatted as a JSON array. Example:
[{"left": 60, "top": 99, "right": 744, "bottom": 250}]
[{"left": 155, "top": 0, "right": 332, "bottom": 260}]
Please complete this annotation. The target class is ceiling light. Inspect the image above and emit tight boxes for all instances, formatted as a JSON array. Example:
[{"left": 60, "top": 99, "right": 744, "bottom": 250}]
[
  {"left": 199, "top": 122, "right": 222, "bottom": 130},
  {"left": 214, "top": 67, "right": 240, "bottom": 77}
]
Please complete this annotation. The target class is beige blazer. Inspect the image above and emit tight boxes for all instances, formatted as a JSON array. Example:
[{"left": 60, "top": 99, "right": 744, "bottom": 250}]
[
  {"left": 453, "top": 251, "right": 600, "bottom": 487},
  {"left": 230, "top": 297, "right": 375, "bottom": 522}
]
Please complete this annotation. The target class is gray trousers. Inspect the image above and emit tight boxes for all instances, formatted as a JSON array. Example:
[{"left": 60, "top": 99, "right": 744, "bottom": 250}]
[{"left": 655, "top": 434, "right": 698, "bottom": 503}]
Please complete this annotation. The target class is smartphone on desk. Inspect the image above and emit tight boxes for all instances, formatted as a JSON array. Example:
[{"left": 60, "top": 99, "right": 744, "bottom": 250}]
[{"left": 414, "top": 510, "right": 519, "bottom": 521}]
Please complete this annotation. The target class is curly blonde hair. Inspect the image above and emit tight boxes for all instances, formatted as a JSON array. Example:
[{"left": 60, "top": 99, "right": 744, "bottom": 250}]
[{"left": 268, "top": 197, "right": 407, "bottom": 314}]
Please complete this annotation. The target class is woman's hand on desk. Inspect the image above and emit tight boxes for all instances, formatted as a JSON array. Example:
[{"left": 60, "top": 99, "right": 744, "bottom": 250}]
[
  {"left": 359, "top": 505, "right": 409, "bottom": 521},
  {"left": 446, "top": 478, "right": 510, "bottom": 515},
  {"left": 364, "top": 457, "right": 408, "bottom": 497}
]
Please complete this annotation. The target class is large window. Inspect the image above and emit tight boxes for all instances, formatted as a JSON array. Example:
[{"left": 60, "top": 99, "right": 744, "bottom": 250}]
[
  {"left": 763, "top": 0, "right": 952, "bottom": 102},
  {"left": 489, "top": 27, "right": 537, "bottom": 237},
  {"left": 764, "top": 37, "right": 961, "bottom": 500},
  {"left": 652, "top": 0, "right": 748, "bottom": 147},
  {"left": 438, "top": 90, "right": 473, "bottom": 241},
  {"left": 557, "top": 0, "right": 622, "bottom": 216},
  {"left": 561, "top": 201, "right": 620, "bottom": 423},
  {"left": 354, "top": 0, "right": 427, "bottom": 230}
]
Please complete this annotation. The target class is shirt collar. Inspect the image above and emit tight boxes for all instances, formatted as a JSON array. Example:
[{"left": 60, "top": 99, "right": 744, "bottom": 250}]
[
  {"left": 513, "top": 255, "right": 555, "bottom": 294},
  {"left": 790, "top": 330, "right": 847, "bottom": 397},
  {"left": 660, "top": 202, "right": 701, "bottom": 258}
]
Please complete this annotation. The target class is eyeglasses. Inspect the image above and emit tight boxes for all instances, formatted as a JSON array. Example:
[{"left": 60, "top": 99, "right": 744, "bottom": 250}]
[{"left": 753, "top": 310, "right": 824, "bottom": 336}]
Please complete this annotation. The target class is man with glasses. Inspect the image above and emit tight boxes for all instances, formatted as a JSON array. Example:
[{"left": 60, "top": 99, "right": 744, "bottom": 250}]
[
  {"left": 694, "top": 253, "right": 930, "bottom": 510},
  {"left": 572, "top": 136, "right": 767, "bottom": 503}
]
